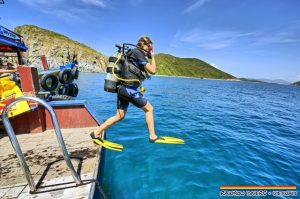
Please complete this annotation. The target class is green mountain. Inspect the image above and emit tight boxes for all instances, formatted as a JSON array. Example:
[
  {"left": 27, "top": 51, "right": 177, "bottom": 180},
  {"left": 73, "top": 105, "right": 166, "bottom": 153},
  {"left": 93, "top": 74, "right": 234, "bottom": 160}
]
[
  {"left": 14, "top": 25, "right": 107, "bottom": 72},
  {"left": 292, "top": 81, "right": 300, "bottom": 86},
  {"left": 156, "top": 53, "right": 235, "bottom": 79},
  {"left": 14, "top": 25, "right": 234, "bottom": 79}
]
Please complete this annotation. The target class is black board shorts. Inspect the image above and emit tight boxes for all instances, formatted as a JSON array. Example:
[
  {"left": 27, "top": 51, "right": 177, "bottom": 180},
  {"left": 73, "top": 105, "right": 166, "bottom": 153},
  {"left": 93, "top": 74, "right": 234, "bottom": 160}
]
[{"left": 117, "top": 85, "right": 147, "bottom": 110}]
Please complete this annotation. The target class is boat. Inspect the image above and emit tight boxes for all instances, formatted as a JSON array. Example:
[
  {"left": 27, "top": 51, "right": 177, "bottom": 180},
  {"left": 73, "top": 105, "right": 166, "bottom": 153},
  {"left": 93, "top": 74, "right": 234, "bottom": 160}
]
[{"left": 0, "top": 25, "right": 106, "bottom": 198}]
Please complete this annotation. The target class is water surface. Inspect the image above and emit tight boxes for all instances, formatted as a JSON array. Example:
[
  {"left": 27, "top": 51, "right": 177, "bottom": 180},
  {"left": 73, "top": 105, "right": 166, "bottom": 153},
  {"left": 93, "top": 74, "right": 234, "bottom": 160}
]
[{"left": 77, "top": 73, "right": 300, "bottom": 199}]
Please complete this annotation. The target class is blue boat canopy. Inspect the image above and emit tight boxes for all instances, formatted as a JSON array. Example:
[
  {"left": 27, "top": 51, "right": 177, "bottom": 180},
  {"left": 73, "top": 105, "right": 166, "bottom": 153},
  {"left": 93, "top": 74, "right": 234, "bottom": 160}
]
[{"left": 0, "top": 25, "right": 28, "bottom": 52}]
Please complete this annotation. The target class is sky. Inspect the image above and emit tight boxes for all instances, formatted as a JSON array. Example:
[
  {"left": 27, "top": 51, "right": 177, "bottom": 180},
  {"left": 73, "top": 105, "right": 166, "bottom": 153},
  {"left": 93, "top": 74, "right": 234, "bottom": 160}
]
[{"left": 0, "top": 0, "right": 300, "bottom": 82}]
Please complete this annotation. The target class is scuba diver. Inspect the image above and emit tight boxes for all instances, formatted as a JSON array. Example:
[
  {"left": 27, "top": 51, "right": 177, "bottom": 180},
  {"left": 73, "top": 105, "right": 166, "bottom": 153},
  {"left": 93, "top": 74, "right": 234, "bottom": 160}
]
[{"left": 90, "top": 36, "right": 184, "bottom": 152}]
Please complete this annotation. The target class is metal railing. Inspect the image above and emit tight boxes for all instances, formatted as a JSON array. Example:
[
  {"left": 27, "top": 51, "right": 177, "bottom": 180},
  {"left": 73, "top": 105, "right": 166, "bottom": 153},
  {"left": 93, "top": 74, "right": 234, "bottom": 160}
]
[{"left": 1, "top": 96, "right": 82, "bottom": 192}]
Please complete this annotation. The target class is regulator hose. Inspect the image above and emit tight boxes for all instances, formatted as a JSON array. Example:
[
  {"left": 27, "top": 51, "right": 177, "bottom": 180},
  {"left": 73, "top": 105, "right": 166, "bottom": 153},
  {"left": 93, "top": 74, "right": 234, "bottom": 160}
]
[{"left": 111, "top": 52, "right": 141, "bottom": 84}]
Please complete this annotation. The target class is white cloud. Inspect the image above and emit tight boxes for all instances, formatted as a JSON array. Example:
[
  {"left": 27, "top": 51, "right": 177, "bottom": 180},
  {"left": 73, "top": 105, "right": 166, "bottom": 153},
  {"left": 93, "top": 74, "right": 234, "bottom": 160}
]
[
  {"left": 254, "top": 31, "right": 300, "bottom": 45},
  {"left": 172, "top": 28, "right": 256, "bottom": 50},
  {"left": 18, "top": 0, "right": 64, "bottom": 8},
  {"left": 19, "top": 0, "right": 108, "bottom": 7},
  {"left": 171, "top": 24, "right": 300, "bottom": 51},
  {"left": 296, "top": 75, "right": 300, "bottom": 81},
  {"left": 196, "top": 42, "right": 230, "bottom": 50},
  {"left": 253, "top": 21, "right": 300, "bottom": 45},
  {"left": 183, "top": 0, "right": 210, "bottom": 14},
  {"left": 44, "top": 9, "right": 86, "bottom": 21},
  {"left": 18, "top": 0, "right": 109, "bottom": 22},
  {"left": 81, "top": 0, "right": 107, "bottom": 8}
]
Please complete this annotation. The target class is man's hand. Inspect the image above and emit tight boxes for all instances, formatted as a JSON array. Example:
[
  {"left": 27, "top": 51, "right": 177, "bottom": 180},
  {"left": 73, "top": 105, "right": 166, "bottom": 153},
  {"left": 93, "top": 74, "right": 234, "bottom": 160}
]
[{"left": 149, "top": 45, "right": 155, "bottom": 56}]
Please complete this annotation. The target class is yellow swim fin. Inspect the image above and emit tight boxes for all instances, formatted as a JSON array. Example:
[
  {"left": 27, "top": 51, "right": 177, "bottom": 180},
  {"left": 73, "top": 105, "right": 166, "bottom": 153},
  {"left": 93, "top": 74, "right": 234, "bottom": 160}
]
[
  {"left": 90, "top": 132, "right": 123, "bottom": 152},
  {"left": 149, "top": 136, "right": 185, "bottom": 144},
  {"left": 160, "top": 136, "right": 185, "bottom": 143}
]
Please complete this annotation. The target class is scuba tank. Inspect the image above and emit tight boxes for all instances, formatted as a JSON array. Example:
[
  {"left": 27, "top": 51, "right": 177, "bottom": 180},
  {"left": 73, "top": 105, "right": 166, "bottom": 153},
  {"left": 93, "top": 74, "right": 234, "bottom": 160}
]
[
  {"left": 104, "top": 43, "right": 150, "bottom": 92},
  {"left": 104, "top": 45, "right": 122, "bottom": 93},
  {"left": 120, "top": 43, "right": 150, "bottom": 88}
]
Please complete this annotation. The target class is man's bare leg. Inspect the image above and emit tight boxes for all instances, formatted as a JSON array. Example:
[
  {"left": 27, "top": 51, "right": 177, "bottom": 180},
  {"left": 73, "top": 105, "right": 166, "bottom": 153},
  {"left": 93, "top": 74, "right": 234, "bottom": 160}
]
[
  {"left": 93, "top": 109, "right": 126, "bottom": 137},
  {"left": 141, "top": 102, "right": 157, "bottom": 139}
]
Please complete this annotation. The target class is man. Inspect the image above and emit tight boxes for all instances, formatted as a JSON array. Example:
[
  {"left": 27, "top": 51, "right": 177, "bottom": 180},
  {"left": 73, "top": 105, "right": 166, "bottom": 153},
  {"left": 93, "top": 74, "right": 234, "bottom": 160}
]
[{"left": 90, "top": 36, "right": 184, "bottom": 151}]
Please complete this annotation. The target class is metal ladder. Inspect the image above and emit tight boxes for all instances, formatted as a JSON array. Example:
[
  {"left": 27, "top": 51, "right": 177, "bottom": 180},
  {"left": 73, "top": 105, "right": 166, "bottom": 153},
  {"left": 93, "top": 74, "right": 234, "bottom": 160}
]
[{"left": 1, "top": 96, "right": 82, "bottom": 192}]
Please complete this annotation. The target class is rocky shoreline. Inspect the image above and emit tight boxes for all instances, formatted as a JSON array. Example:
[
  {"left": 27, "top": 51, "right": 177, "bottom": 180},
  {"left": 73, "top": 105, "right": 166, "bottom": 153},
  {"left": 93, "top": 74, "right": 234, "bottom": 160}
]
[{"left": 15, "top": 25, "right": 108, "bottom": 73}]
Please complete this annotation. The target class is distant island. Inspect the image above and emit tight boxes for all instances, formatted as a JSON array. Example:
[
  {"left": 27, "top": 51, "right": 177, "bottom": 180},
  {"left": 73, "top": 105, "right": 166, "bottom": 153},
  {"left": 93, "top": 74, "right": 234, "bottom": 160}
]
[
  {"left": 254, "top": 78, "right": 291, "bottom": 85},
  {"left": 14, "top": 25, "right": 235, "bottom": 80},
  {"left": 237, "top": 78, "right": 264, "bottom": 83},
  {"left": 292, "top": 81, "right": 300, "bottom": 86}
]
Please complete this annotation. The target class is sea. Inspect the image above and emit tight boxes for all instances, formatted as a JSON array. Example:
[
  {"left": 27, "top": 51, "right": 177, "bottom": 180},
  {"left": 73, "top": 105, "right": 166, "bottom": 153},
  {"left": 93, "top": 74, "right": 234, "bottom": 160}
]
[{"left": 76, "top": 73, "right": 300, "bottom": 199}]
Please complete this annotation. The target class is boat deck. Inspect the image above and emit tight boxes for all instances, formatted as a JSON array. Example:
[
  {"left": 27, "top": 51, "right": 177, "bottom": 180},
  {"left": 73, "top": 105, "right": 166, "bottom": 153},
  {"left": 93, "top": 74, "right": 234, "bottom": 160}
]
[{"left": 0, "top": 127, "right": 102, "bottom": 199}]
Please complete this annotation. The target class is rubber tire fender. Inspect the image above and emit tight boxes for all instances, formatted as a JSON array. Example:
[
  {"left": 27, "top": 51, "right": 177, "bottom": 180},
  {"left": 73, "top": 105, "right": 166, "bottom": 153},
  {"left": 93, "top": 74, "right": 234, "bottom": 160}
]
[
  {"left": 40, "top": 73, "right": 59, "bottom": 91},
  {"left": 68, "top": 83, "right": 79, "bottom": 97},
  {"left": 58, "top": 84, "right": 70, "bottom": 95},
  {"left": 58, "top": 69, "right": 73, "bottom": 84}
]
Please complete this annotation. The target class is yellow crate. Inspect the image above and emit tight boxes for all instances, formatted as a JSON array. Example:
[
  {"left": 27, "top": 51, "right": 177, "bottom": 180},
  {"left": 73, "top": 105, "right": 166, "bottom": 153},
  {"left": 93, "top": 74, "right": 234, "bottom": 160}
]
[{"left": 0, "top": 76, "right": 30, "bottom": 119}]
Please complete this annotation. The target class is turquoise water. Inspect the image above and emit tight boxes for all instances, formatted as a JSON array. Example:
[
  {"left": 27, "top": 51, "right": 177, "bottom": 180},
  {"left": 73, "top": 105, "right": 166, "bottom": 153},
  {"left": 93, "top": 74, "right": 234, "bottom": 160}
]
[{"left": 77, "top": 73, "right": 300, "bottom": 199}]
